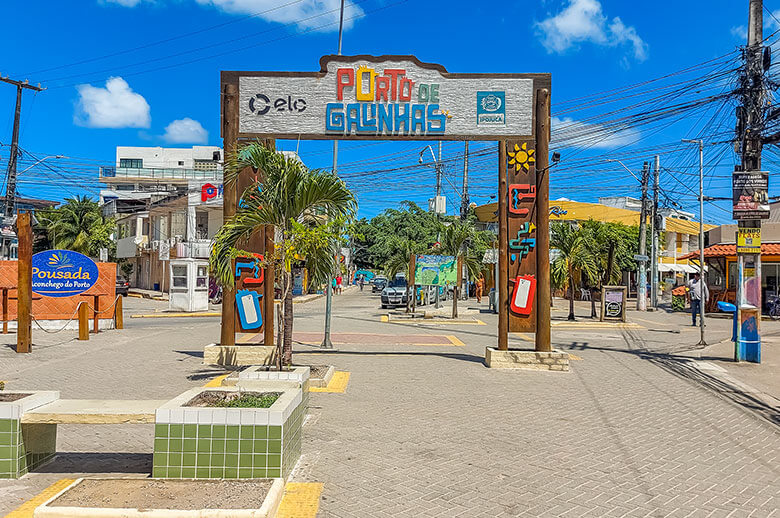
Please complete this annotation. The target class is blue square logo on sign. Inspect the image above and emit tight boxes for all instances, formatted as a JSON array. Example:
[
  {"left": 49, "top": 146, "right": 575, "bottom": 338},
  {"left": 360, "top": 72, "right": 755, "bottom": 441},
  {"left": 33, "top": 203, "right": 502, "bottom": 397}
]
[{"left": 477, "top": 91, "right": 506, "bottom": 126}]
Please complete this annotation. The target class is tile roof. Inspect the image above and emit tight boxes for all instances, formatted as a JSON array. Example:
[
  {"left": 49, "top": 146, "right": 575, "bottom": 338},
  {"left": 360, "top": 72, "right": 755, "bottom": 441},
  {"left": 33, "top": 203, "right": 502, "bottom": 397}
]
[{"left": 678, "top": 243, "right": 780, "bottom": 260}]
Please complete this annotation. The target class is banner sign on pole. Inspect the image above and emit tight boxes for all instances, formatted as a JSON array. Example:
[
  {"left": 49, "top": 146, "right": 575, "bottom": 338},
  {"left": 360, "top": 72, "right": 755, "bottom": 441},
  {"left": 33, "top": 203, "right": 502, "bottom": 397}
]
[
  {"left": 31, "top": 250, "right": 99, "bottom": 298},
  {"left": 732, "top": 171, "right": 769, "bottom": 219},
  {"left": 414, "top": 255, "right": 457, "bottom": 286},
  {"left": 737, "top": 227, "right": 761, "bottom": 254}
]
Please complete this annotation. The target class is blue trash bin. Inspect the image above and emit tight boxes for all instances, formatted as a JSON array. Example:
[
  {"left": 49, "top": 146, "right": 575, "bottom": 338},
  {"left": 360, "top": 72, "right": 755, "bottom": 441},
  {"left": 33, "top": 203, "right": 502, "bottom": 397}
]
[{"left": 717, "top": 301, "right": 737, "bottom": 343}]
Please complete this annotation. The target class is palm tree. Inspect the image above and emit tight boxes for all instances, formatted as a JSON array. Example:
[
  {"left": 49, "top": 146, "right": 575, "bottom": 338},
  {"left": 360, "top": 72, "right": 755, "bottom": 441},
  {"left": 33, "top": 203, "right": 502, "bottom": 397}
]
[
  {"left": 39, "top": 196, "right": 104, "bottom": 255},
  {"left": 582, "top": 220, "right": 625, "bottom": 318},
  {"left": 384, "top": 237, "right": 426, "bottom": 313},
  {"left": 438, "top": 219, "right": 482, "bottom": 318},
  {"left": 550, "top": 222, "right": 597, "bottom": 321},
  {"left": 211, "top": 142, "right": 356, "bottom": 365}
]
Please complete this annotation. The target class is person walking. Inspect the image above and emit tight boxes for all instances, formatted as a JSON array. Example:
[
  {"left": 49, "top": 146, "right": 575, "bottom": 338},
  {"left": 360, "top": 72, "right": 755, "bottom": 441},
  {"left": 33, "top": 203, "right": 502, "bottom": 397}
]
[
  {"left": 686, "top": 272, "right": 709, "bottom": 326},
  {"left": 358, "top": 274, "right": 365, "bottom": 291},
  {"left": 336, "top": 274, "right": 343, "bottom": 294},
  {"left": 475, "top": 274, "right": 484, "bottom": 303}
]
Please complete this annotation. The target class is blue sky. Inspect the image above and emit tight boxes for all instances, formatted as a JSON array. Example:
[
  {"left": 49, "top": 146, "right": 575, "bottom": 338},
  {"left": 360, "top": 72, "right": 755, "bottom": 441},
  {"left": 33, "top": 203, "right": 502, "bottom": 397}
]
[{"left": 0, "top": 0, "right": 770, "bottom": 223}]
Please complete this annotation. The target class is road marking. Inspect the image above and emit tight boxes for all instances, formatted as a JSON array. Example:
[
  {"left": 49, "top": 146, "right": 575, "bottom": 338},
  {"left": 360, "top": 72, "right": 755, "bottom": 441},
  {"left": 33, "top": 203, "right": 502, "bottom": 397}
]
[
  {"left": 276, "top": 482, "right": 323, "bottom": 518},
  {"left": 380, "top": 315, "right": 389, "bottom": 322},
  {"left": 130, "top": 312, "right": 221, "bottom": 318},
  {"left": 310, "top": 371, "right": 350, "bottom": 393},
  {"left": 3, "top": 479, "right": 75, "bottom": 518},
  {"left": 203, "top": 373, "right": 230, "bottom": 388},
  {"left": 552, "top": 321, "right": 644, "bottom": 330},
  {"left": 446, "top": 335, "right": 465, "bottom": 346},
  {"left": 568, "top": 353, "right": 583, "bottom": 361},
  {"left": 390, "top": 319, "right": 487, "bottom": 325}
]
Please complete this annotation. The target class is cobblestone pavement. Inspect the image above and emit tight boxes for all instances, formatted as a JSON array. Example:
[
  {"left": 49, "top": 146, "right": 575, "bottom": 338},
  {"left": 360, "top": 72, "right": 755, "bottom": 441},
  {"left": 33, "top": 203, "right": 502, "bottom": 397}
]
[{"left": 1, "top": 292, "right": 778, "bottom": 517}]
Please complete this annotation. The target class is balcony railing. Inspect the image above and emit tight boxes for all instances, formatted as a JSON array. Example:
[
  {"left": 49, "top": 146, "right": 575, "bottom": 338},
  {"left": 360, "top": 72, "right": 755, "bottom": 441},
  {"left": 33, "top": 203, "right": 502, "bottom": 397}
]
[{"left": 100, "top": 166, "right": 222, "bottom": 181}]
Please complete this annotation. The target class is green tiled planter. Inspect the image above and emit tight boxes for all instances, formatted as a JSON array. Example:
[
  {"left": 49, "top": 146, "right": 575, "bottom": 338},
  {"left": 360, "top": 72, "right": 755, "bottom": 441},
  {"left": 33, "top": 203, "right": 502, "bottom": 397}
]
[
  {"left": 236, "top": 366, "right": 310, "bottom": 411},
  {"left": 0, "top": 391, "right": 59, "bottom": 479},
  {"left": 153, "top": 387, "right": 304, "bottom": 480}
]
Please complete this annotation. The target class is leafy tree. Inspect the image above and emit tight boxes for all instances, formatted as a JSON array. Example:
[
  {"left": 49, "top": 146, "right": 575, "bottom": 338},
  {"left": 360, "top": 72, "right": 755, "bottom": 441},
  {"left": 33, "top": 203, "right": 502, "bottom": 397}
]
[
  {"left": 37, "top": 195, "right": 115, "bottom": 258},
  {"left": 581, "top": 220, "right": 630, "bottom": 317},
  {"left": 550, "top": 222, "right": 597, "bottom": 321},
  {"left": 211, "top": 143, "right": 355, "bottom": 366}
]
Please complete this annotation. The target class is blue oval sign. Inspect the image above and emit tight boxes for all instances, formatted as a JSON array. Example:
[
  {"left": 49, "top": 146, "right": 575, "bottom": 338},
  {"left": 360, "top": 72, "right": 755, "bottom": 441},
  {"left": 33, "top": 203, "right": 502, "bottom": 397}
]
[{"left": 31, "top": 250, "right": 99, "bottom": 298}]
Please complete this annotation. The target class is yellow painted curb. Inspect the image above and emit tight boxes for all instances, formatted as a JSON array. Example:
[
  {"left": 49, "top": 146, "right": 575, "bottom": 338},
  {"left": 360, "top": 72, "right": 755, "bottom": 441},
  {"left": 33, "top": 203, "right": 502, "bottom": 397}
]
[
  {"left": 446, "top": 335, "right": 466, "bottom": 346},
  {"left": 276, "top": 482, "right": 323, "bottom": 518},
  {"left": 568, "top": 353, "right": 583, "bottom": 361},
  {"left": 130, "top": 312, "right": 221, "bottom": 318},
  {"left": 380, "top": 315, "right": 389, "bottom": 322},
  {"left": 310, "top": 371, "right": 350, "bottom": 393},
  {"left": 127, "top": 293, "right": 144, "bottom": 299},
  {"left": 203, "top": 373, "right": 231, "bottom": 388},
  {"left": 3, "top": 478, "right": 75, "bottom": 518}
]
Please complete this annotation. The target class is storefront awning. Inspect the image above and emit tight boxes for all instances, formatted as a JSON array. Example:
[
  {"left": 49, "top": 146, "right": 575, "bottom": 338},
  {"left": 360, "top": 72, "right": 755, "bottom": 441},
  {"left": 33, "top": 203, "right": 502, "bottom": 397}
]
[{"left": 658, "top": 263, "right": 705, "bottom": 274}]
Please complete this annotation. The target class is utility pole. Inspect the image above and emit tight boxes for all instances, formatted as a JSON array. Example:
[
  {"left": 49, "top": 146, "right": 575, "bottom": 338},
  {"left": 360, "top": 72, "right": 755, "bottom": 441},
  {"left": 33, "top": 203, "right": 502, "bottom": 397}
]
[
  {"left": 733, "top": 0, "right": 765, "bottom": 360},
  {"left": 651, "top": 155, "right": 660, "bottom": 309},
  {"left": 637, "top": 162, "right": 650, "bottom": 311},
  {"left": 1, "top": 77, "right": 44, "bottom": 218},
  {"left": 461, "top": 142, "right": 469, "bottom": 219},
  {"left": 321, "top": 0, "right": 345, "bottom": 350}
]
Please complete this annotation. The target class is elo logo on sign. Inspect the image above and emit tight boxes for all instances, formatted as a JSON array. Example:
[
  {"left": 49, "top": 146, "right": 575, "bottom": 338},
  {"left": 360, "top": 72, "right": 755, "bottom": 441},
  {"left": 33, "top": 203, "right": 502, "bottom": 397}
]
[
  {"left": 31, "top": 250, "right": 99, "bottom": 298},
  {"left": 477, "top": 91, "right": 506, "bottom": 126}
]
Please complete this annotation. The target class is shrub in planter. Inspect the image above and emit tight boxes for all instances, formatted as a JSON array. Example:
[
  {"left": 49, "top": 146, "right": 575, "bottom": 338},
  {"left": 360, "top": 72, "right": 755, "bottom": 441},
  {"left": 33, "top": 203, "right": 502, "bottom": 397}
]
[{"left": 153, "top": 387, "right": 304, "bottom": 479}]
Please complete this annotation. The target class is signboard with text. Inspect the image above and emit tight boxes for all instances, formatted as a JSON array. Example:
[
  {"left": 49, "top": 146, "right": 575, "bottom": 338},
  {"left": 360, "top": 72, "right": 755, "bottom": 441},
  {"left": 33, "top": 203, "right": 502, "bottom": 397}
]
[
  {"left": 31, "top": 250, "right": 99, "bottom": 298},
  {"left": 233, "top": 55, "right": 539, "bottom": 140},
  {"left": 733, "top": 171, "right": 769, "bottom": 220},
  {"left": 737, "top": 227, "right": 761, "bottom": 254}
]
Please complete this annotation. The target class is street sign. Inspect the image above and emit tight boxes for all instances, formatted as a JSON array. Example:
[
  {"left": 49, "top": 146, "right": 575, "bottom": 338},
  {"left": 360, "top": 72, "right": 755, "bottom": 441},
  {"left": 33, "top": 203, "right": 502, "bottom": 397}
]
[
  {"left": 633, "top": 254, "right": 649, "bottom": 261},
  {"left": 31, "top": 250, "right": 99, "bottom": 298}
]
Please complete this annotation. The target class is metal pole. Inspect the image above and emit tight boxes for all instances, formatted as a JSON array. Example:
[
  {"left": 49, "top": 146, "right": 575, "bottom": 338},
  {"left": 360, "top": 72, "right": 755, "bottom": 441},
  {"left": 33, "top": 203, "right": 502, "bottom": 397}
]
[
  {"left": 321, "top": 0, "right": 345, "bottom": 349},
  {"left": 683, "top": 139, "right": 707, "bottom": 345},
  {"left": 698, "top": 140, "right": 706, "bottom": 345},
  {"left": 462, "top": 141, "right": 469, "bottom": 219}
]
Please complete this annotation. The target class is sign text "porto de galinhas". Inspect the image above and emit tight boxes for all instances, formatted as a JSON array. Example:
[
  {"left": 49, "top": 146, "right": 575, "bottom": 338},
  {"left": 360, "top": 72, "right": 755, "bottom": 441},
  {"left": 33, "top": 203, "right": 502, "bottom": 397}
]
[{"left": 326, "top": 66, "right": 447, "bottom": 136}]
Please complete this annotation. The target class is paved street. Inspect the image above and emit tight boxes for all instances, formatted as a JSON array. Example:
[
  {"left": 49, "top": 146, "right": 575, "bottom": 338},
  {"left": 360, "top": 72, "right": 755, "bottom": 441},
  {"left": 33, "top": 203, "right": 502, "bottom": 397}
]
[{"left": 1, "top": 291, "right": 778, "bottom": 517}]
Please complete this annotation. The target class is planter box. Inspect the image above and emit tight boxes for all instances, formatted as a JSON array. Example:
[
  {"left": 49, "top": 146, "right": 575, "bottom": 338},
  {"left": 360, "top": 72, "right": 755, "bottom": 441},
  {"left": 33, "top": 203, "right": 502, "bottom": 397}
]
[
  {"left": 0, "top": 390, "right": 59, "bottom": 478},
  {"left": 203, "top": 344, "right": 275, "bottom": 366},
  {"left": 33, "top": 477, "right": 285, "bottom": 518},
  {"left": 153, "top": 387, "right": 304, "bottom": 479},
  {"left": 236, "top": 367, "right": 310, "bottom": 411}
]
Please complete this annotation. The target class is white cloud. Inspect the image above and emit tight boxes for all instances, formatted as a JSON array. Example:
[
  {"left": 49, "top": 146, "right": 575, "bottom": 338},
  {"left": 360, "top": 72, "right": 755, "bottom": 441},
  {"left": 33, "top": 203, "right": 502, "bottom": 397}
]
[
  {"left": 100, "top": 0, "right": 147, "bottom": 6},
  {"left": 536, "top": 0, "right": 647, "bottom": 62},
  {"left": 731, "top": 25, "right": 747, "bottom": 40},
  {"left": 74, "top": 77, "right": 151, "bottom": 129},
  {"left": 551, "top": 116, "right": 639, "bottom": 149},
  {"left": 162, "top": 118, "right": 209, "bottom": 144},
  {"left": 104, "top": 0, "right": 364, "bottom": 31},
  {"left": 196, "top": 0, "right": 363, "bottom": 31}
]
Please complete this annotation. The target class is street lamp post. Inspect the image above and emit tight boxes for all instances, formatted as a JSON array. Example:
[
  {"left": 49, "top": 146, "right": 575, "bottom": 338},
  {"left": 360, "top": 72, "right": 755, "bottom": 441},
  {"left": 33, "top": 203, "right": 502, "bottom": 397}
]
[
  {"left": 419, "top": 145, "right": 443, "bottom": 308},
  {"left": 682, "top": 139, "right": 706, "bottom": 346}
]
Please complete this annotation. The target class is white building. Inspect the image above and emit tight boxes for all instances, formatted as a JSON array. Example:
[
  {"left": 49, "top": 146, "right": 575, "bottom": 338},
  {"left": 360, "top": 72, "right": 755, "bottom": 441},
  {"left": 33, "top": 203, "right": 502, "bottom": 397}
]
[
  {"left": 101, "top": 146, "right": 223, "bottom": 291},
  {"left": 103, "top": 146, "right": 301, "bottom": 292}
]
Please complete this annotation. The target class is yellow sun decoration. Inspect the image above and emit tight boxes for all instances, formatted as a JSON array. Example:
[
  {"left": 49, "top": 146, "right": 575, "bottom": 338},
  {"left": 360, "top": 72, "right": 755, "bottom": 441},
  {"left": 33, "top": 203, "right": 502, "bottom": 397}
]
[{"left": 507, "top": 142, "right": 536, "bottom": 171}]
